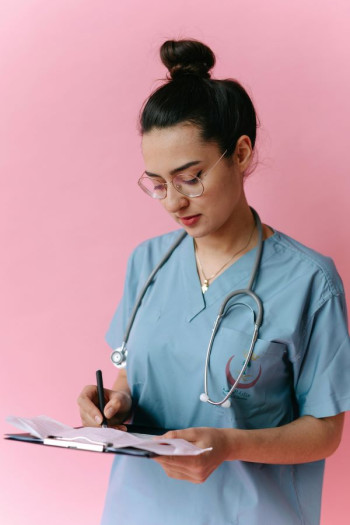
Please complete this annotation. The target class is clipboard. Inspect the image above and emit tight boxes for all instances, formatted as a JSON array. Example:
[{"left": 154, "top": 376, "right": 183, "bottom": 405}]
[{"left": 4, "top": 424, "right": 170, "bottom": 457}]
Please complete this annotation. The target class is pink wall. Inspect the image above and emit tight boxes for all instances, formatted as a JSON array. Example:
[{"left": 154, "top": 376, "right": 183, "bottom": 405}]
[{"left": 1, "top": 1, "right": 349, "bottom": 523}]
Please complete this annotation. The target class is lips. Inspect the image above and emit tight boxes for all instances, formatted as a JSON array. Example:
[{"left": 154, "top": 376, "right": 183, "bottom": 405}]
[{"left": 177, "top": 214, "right": 201, "bottom": 226}]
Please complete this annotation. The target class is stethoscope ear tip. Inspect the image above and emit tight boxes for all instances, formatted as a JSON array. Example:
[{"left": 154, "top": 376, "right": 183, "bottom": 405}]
[
  {"left": 199, "top": 393, "right": 209, "bottom": 403},
  {"left": 199, "top": 393, "right": 231, "bottom": 408}
]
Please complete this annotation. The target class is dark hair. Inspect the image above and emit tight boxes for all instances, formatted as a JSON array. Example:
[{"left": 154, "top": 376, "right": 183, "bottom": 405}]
[{"left": 140, "top": 39, "right": 258, "bottom": 158}]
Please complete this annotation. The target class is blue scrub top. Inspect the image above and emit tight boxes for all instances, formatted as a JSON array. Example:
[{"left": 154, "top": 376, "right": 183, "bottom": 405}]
[{"left": 102, "top": 228, "right": 350, "bottom": 525}]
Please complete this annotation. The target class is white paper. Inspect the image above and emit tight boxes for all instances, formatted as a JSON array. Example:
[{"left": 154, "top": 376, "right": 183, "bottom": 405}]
[
  {"left": 6, "top": 415, "right": 212, "bottom": 456},
  {"left": 6, "top": 415, "right": 71, "bottom": 439}
]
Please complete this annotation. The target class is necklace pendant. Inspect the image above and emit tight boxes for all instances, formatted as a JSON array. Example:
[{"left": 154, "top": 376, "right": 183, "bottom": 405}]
[{"left": 201, "top": 280, "right": 209, "bottom": 294}]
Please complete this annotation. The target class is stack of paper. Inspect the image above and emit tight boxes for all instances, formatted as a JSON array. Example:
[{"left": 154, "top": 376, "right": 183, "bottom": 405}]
[{"left": 6, "top": 415, "right": 212, "bottom": 456}]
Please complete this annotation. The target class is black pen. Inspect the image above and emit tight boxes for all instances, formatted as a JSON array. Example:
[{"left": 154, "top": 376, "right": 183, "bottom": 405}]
[{"left": 96, "top": 369, "right": 108, "bottom": 428}]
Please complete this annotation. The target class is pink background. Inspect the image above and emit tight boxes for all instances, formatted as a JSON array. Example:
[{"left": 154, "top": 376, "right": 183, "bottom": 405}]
[{"left": 1, "top": 1, "right": 349, "bottom": 523}]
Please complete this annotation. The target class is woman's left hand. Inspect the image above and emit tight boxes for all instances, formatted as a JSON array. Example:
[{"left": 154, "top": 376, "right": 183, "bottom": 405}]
[
  {"left": 152, "top": 427, "right": 230, "bottom": 484},
  {"left": 152, "top": 414, "right": 345, "bottom": 484}
]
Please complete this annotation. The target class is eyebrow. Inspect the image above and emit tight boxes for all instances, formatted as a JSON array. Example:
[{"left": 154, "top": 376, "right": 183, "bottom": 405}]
[{"left": 145, "top": 160, "right": 201, "bottom": 178}]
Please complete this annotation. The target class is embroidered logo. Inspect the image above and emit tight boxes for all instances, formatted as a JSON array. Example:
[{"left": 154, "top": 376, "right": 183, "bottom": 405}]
[{"left": 225, "top": 352, "right": 262, "bottom": 390}]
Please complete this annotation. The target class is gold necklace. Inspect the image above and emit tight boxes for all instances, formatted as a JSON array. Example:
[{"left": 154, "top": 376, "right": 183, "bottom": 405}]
[{"left": 195, "top": 223, "right": 256, "bottom": 293}]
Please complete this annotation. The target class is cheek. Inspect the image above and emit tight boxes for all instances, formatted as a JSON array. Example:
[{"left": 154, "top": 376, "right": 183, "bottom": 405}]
[
  {"left": 205, "top": 171, "right": 242, "bottom": 200},
  {"left": 203, "top": 184, "right": 240, "bottom": 213}
]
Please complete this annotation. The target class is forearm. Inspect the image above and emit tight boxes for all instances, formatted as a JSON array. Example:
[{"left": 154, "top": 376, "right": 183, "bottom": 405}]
[
  {"left": 224, "top": 413, "right": 345, "bottom": 464},
  {"left": 112, "top": 369, "right": 131, "bottom": 397}
]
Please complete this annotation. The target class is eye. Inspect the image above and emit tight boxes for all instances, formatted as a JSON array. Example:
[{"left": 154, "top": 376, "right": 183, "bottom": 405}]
[
  {"left": 139, "top": 175, "right": 166, "bottom": 198},
  {"left": 151, "top": 178, "right": 166, "bottom": 190},
  {"left": 181, "top": 171, "right": 203, "bottom": 185}
]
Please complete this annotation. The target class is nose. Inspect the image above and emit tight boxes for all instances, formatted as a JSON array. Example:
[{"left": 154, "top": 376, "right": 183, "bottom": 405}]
[{"left": 162, "top": 183, "right": 189, "bottom": 213}]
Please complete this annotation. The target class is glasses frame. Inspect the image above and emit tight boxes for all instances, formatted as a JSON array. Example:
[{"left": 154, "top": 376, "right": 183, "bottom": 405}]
[{"left": 138, "top": 149, "right": 228, "bottom": 199}]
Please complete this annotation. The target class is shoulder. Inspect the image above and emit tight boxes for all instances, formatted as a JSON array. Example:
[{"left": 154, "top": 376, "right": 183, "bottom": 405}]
[
  {"left": 267, "top": 230, "right": 344, "bottom": 302},
  {"left": 132, "top": 229, "right": 184, "bottom": 260},
  {"left": 127, "top": 229, "right": 186, "bottom": 280}
]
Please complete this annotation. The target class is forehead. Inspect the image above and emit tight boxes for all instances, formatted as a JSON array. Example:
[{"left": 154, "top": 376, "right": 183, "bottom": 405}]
[{"left": 141, "top": 123, "right": 219, "bottom": 172}]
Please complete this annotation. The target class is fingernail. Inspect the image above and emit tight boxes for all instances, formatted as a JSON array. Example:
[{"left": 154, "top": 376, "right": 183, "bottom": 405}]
[
  {"left": 95, "top": 415, "right": 102, "bottom": 424},
  {"left": 105, "top": 408, "right": 113, "bottom": 418}
]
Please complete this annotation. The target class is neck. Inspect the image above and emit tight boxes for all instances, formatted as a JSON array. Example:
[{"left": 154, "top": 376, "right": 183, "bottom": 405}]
[
  {"left": 194, "top": 204, "right": 256, "bottom": 258},
  {"left": 193, "top": 204, "right": 259, "bottom": 288}
]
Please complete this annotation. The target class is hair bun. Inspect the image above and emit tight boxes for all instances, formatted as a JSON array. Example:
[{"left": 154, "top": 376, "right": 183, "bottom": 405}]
[{"left": 160, "top": 39, "right": 215, "bottom": 80}]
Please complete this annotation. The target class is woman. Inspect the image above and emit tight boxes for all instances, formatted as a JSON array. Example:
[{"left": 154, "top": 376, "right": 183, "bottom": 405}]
[{"left": 78, "top": 40, "right": 350, "bottom": 525}]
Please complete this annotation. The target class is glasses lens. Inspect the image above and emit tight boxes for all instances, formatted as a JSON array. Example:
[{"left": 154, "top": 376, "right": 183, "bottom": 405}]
[
  {"left": 138, "top": 176, "right": 166, "bottom": 199},
  {"left": 173, "top": 173, "right": 204, "bottom": 197}
]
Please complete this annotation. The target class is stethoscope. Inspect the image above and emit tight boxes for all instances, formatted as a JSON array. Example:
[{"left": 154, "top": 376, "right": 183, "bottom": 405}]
[{"left": 110, "top": 208, "right": 264, "bottom": 408}]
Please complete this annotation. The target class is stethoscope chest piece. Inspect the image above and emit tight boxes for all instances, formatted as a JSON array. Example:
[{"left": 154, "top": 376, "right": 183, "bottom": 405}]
[{"left": 110, "top": 345, "right": 127, "bottom": 368}]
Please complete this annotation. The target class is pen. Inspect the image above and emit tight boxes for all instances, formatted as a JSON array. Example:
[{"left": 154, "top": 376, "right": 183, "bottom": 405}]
[{"left": 96, "top": 369, "right": 108, "bottom": 428}]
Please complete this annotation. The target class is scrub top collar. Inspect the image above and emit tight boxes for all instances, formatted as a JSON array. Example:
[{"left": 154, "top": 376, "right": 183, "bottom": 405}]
[
  {"left": 178, "top": 235, "right": 205, "bottom": 322},
  {"left": 179, "top": 231, "right": 276, "bottom": 321}
]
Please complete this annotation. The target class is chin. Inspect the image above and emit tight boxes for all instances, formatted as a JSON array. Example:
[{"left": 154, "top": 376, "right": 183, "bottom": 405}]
[{"left": 184, "top": 226, "right": 212, "bottom": 239}]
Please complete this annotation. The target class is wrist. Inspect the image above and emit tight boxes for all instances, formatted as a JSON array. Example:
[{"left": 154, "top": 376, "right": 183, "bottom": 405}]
[
  {"left": 118, "top": 390, "right": 133, "bottom": 419},
  {"left": 118, "top": 389, "right": 132, "bottom": 401},
  {"left": 221, "top": 428, "right": 246, "bottom": 462}
]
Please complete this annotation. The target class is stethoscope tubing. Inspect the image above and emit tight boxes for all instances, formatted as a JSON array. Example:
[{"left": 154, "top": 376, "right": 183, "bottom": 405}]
[
  {"left": 201, "top": 209, "right": 264, "bottom": 406},
  {"left": 124, "top": 230, "right": 187, "bottom": 343},
  {"left": 110, "top": 208, "right": 264, "bottom": 408},
  {"left": 110, "top": 230, "right": 186, "bottom": 367}
]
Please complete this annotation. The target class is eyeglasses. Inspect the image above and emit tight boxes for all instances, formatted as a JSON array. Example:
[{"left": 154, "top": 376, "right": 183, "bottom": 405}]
[{"left": 138, "top": 150, "right": 227, "bottom": 199}]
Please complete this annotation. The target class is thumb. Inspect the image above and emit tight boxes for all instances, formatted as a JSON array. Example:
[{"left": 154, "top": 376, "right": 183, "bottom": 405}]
[
  {"left": 104, "top": 393, "right": 123, "bottom": 418},
  {"left": 154, "top": 429, "right": 179, "bottom": 440},
  {"left": 154, "top": 428, "right": 198, "bottom": 442}
]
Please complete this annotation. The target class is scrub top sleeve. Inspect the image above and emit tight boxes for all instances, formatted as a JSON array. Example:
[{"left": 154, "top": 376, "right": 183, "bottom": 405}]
[
  {"left": 105, "top": 251, "right": 138, "bottom": 350},
  {"left": 294, "top": 293, "right": 350, "bottom": 419}
]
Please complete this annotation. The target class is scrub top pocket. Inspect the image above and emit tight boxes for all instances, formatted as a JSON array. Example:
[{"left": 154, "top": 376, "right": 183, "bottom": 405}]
[{"left": 209, "top": 326, "right": 290, "bottom": 429}]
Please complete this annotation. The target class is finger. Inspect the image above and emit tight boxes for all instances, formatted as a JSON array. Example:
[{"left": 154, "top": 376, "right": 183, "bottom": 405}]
[
  {"left": 104, "top": 398, "right": 123, "bottom": 419},
  {"left": 154, "top": 430, "right": 184, "bottom": 441},
  {"left": 105, "top": 413, "right": 127, "bottom": 426},
  {"left": 111, "top": 424, "right": 128, "bottom": 431},
  {"left": 78, "top": 401, "right": 103, "bottom": 425},
  {"left": 77, "top": 386, "right": 105, "bottom": 426},
  {"left": 79, "top": 412, "right": 102, "bottom": 427},
  {"left": 153, "top": 458, "right": 206, "bottom": 483},
  {"left": 156, "top": 430, "right": 178, "bottom": 439},
  {"left": 77, "top": 385, "right": 98, "bottom": 404},
  {"left": 154, "top": 455, "right": 199, "bottom": 468},
  {"left": 155, "top": 427, "right": 202, "bottom": 442},
  {"left": 159, "top": 468, "right": 191, "bottom": 481},
  {"left": 154, "top": 453, "right": 204, "bottom": 472},
  {"left": 153, "top": 457, "right": 190, "bottom": 475},
  {"left": 104, "top": 391, "right": 130, "bottom": 419}
]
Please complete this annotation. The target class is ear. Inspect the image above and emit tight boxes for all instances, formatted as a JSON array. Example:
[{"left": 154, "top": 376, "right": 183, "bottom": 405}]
[{"left": 234, "top": 135, "right": 253, "bottom": 173}]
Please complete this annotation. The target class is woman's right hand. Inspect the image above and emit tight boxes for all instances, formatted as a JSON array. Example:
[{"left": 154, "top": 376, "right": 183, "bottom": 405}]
[{"left": 77, "top": 385, "right": 132, "bottom": 428}]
